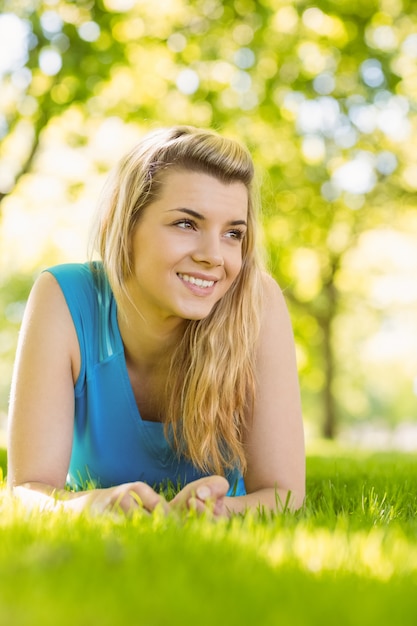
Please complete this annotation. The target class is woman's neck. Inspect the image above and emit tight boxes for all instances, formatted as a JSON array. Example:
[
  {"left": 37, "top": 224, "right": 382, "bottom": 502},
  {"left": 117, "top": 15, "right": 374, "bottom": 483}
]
[{"left": 117, "top": 300, "right": 186, "bottom": 370}]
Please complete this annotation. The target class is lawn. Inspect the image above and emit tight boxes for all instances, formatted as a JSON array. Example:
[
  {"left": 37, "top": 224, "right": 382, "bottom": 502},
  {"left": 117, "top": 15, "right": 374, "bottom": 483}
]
[{"left": 1, "top": 442, "right": 417, "bottom": 626}]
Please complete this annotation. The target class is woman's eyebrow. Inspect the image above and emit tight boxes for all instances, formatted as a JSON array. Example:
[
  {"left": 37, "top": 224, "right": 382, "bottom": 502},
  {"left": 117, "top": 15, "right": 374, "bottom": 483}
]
[
  {"left": 169, "top": 208, "right": 205, "bottom": 219},
  {"left": 169, "top": 207, "right": 247, "bottom": 226}
]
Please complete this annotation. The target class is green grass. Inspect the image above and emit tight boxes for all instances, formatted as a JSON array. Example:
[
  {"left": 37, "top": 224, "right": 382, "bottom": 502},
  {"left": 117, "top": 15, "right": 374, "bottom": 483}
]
[{"left": 1, "top": 443, "right": 417, "bottom": 626}]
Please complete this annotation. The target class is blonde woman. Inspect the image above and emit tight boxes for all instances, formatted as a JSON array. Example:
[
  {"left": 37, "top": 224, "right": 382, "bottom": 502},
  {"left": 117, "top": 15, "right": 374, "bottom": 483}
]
[{"left": 7, "top": 126, "right": 305, "bottom": 516}]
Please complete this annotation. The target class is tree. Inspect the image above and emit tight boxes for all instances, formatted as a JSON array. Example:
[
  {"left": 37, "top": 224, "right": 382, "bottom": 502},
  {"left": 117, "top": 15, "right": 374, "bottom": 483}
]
[{"left": 1, "top": 0, "right": 416, "bottom": 435}]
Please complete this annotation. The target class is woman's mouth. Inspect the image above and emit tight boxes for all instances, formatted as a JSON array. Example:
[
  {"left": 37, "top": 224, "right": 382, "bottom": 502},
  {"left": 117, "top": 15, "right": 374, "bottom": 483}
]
[{"left": 177, "top": 273, "right": 215, "bottom": 289}]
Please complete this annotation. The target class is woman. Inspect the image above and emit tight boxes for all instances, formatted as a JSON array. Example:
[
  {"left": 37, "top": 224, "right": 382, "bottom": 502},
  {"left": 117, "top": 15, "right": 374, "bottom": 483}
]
[{"left": 7, "top": 126, "right": 305, "bottom": 517}]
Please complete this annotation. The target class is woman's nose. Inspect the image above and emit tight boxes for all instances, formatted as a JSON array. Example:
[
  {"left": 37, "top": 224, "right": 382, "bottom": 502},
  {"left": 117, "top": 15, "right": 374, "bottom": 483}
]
[{"left": 191, "top": 234, "right": 224, "bottom": 267}]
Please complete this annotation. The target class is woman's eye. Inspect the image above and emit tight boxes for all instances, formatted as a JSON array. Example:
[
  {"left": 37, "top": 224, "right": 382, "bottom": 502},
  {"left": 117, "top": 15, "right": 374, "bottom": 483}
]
[
  {"left": 175, "top": 219, "right": 195, "bottom": 230},
  {"left": 226, "top": 229, "right": 245, "bottom": 241}
]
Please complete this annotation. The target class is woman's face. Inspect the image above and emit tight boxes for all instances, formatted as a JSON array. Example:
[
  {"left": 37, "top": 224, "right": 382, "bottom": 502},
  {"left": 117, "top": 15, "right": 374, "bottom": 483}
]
[{"left": 127, "top": 168, "right": 249, "bottom": 326}]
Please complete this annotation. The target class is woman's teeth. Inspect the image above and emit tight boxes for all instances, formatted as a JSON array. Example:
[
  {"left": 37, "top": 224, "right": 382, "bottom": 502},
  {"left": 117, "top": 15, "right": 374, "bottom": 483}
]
[{"left": 178, "top": 274, "right": 214, "bottom": 288}]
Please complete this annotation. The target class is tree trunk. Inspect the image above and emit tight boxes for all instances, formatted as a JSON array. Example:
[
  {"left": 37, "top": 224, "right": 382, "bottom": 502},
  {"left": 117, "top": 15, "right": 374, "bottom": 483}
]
[
  {"left": 322, "top": 311, "right": 336, "bottom": 438},
  {"left": 321, "top": 276, "right": 338, "bottom": 439}
]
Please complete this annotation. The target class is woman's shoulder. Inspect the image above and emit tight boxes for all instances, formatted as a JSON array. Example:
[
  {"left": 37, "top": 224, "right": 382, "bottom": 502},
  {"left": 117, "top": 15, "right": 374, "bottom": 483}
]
[
  {"left": 45, "top": 261, "right": 103, "bottom": 284},
  {"left": 37, "top": 262, "right": 117, "bottom": 366},
  {"left": 260, "top": 270, "right": 286, "bottom": 303},
  {"left": 38, "top": 261, "right": 111, "bottom": 319},
  {"left": 257, "top": 271, "right": 294, "bottom": 338},
  {"left": 44, "top": 261, "right": 109, "bottom": 298}
]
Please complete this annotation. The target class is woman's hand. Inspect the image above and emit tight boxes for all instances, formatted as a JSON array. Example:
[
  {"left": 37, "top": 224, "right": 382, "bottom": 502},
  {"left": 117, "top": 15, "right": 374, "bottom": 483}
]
[
  {"left": 13, "top": 481, "right": 170, "bottom": 516},
  {"left": 12, "top": 476, "right": 231, "bottom": 517},
  {"left": 169, "top": 476, "right": 230, "bottom": 517},
  {"left": 68, "top": 482, "right": 171, "bottom": 515}
]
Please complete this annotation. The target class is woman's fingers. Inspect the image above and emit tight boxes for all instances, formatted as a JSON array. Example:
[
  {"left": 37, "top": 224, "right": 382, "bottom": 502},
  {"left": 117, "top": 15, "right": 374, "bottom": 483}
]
[
  {"left": 88, "top": 482, "right": 169, "bottom": 515},
  {"left": 69, "top": 477, "right": 231, "bottom": 517},
  {"left": 170, "top": 475, "right": 230, "bottom": 516}
]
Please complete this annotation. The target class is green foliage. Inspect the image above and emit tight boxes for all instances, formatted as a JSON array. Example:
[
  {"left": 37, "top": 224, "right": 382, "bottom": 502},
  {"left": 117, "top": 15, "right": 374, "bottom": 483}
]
[
  {"left": 0, "top": 273, "right": 34, "bottom": 412},
  {"left": 1, "top": 0, "right": 416, "bottom": 435},
  {"left": 0, "top": 448, "right": 6, "bottom": 477},
  {"left": 2, "top": 446, "right": 417, "bottom": 625}
]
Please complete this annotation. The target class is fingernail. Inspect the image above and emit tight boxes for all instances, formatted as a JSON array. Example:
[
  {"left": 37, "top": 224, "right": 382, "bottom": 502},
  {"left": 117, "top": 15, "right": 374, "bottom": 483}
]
[{"left": 196, "top": 486, "right": 211, "bottom": 500}]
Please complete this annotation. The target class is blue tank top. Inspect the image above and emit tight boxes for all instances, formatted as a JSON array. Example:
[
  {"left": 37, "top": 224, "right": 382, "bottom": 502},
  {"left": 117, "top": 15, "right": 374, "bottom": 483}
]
[{"left": 45, "top": 263, "right": 245, "bottom": 497}]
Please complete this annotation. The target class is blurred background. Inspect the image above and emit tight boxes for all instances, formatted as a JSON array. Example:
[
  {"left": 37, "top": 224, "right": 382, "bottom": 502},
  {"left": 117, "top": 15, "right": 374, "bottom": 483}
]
[{"left": 1, "top": 0, "right": 417, "bottom": 451}]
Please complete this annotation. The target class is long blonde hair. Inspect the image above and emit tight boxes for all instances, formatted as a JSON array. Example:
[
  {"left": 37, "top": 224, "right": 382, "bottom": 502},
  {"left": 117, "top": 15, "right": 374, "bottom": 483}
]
[{"left": 91, "top": 126, "right": 265, "bottom": 476}]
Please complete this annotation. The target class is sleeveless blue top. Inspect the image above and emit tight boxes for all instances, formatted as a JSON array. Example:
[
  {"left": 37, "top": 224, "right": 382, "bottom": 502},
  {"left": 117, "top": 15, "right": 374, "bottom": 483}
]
[{"left": 45, "top": 263, "right": 245, "bottom": 497}]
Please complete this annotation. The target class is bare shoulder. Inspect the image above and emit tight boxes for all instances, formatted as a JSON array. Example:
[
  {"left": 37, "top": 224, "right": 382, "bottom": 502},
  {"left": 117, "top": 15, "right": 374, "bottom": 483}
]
[
  {"left": 29, "top": 269, "right": 65, "bottom": 301},
  {"left": 24, "top": 271, "right": 74, "bottom": 336},
  {"left": 26, "top": 270, "right": 73, "bottom": 325},
  {"left": 22, "top": 270, "right": 80, "bottom": 377},
  {"left": 255, "top": 271, "right": 296, "bottom": 360},
  {"left": 259, "top": 271, "right": 291, "bottom": 319}
]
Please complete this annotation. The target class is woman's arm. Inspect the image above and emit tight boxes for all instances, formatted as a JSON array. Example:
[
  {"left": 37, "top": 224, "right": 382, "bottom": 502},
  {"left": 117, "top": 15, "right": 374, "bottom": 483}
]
[
  {"left": 7, "top": 272, "right": 167, "bottom": 515},
  {"left": 224, "top": 273, "right": 306, "bottom": 515},
  {"left": 7, "top": 272, "right": 78, "bottom": 493},
  {"left": 169, "top": 275, "right": 305, "bottom": 518}
]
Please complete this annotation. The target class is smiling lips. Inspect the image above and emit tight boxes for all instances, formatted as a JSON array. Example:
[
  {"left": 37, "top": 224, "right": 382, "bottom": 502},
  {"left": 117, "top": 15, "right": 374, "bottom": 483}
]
[{"left": 177, "top": 273, "right": 216, "bottom": 289}]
